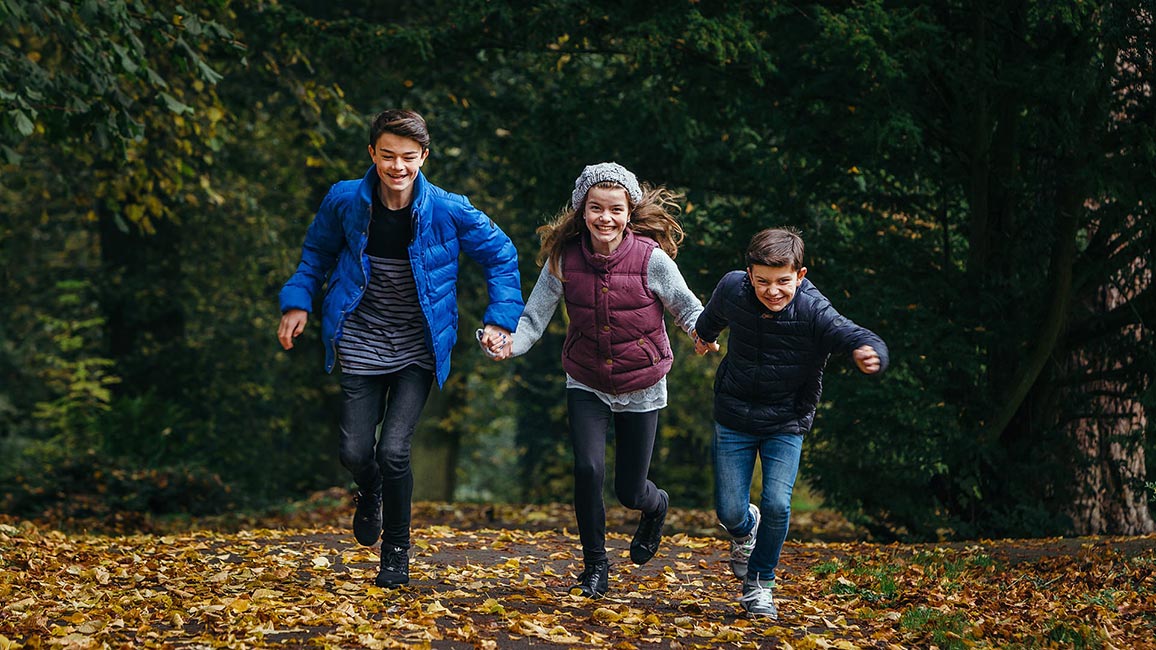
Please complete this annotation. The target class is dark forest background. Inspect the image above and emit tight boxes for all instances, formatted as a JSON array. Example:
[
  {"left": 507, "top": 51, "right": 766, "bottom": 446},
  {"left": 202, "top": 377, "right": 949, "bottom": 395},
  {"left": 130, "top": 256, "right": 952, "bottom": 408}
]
[{"left": 2, "top": 0, "right": 1153, "bottom": 541}]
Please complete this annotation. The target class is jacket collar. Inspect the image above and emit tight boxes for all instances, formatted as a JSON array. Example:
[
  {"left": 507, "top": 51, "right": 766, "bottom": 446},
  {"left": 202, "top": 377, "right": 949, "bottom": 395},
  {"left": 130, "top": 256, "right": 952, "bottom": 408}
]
[
  {"left": 580, "top": 228, "right": 638, "bottom": 272},
  {"left": 358, "top": 166, "right": 429, "bottom": 213}
]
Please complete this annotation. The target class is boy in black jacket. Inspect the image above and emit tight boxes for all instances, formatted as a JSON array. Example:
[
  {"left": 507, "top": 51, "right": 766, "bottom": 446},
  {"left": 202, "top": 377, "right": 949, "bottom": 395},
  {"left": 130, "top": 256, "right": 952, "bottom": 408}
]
[{"left": 694, "top": 227, "right": 889, "bottom": 618}]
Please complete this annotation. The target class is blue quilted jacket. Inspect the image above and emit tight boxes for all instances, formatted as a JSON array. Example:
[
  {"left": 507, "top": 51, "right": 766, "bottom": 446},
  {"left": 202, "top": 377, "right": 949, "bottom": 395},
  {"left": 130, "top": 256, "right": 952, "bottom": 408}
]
[
  {"left": 279, "top": 167, "right": 524, "bottom": 387},
  {"left": 695, "top": 272, "right": 889, "bottom": 435}
]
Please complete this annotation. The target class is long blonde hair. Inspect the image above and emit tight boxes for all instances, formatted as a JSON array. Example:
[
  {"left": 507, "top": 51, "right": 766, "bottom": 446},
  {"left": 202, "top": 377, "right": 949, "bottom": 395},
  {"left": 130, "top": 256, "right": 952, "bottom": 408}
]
[{"left": 536, "top": 182, "right": 686, "bottom": 280}]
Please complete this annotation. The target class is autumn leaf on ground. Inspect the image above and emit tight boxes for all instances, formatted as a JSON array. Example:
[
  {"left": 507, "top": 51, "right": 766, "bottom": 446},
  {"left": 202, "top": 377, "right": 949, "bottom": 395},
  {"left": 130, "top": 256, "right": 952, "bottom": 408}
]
[{"left": 2, "top": 505, "right": 1155, "bottom": 649}]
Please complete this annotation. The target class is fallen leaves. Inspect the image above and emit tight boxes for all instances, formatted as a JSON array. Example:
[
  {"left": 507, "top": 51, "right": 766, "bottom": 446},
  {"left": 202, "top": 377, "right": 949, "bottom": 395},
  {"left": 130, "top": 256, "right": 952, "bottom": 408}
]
[{"left": 2, "top": 511, "right": 1155, "bottom": 649}]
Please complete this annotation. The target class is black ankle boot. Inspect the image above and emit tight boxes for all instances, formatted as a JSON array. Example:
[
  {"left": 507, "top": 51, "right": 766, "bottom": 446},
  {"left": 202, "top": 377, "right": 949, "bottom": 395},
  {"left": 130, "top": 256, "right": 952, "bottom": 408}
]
[
  {"left": 570, "top": 560, "right": 609, "bottom": 598},
  {"left": 630, "top": 489, "right": 668, "bottom": 565},
  {"left": 352, "top": 490, "right": 382, "bottom": 546},
  {"left": 375, "top": 545, "right": 409, "bottom": 588}
]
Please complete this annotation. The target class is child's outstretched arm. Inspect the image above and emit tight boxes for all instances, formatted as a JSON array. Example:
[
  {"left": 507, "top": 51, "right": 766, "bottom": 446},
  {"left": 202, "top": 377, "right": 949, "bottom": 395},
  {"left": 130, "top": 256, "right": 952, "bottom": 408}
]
[
  {"left": 813, "top": 299, "right": 890, "bottom": 375},
  {"left": 487, "top": 265, "right": 562, "bottom": 361},
  {"left": 648, "top": 251, "right": 720, "bottom": 357},
  {"left": 693, "top": 271, "right": 741, "bottom": 348}
]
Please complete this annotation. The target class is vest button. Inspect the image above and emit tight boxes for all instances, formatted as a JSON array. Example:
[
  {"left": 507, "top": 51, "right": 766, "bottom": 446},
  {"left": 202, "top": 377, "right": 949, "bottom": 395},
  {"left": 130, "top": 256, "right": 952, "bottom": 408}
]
[
  {"left": 638, "top": 338, "right": 645, "bottom": 345},
  {"left": 602, "top": 325, "right": 610, "bottom": 332},
  {"left": 605, "top": 358, "right": 613, "bottom": 365},
  {"left": 601, "top": 286, "right": 609, "bottom": 293}
]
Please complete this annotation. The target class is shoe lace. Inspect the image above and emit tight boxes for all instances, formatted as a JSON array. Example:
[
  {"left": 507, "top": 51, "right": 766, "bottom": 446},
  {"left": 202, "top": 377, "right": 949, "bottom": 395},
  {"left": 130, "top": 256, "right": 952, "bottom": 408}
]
[
  {"left": 576, "top": 563, "right": 606, "bottom": 589},
  {"left": 382, "top": 546, "right": 407, "bottom": 570},
  {"left": 740, "top": 580, "right": 774, "bottom": 609},
  {"left": 731, "top": 532, "right": 756, "bottom": 561},
  {"left": 638, "top": 514, "right": 662, "bottom": 539}
]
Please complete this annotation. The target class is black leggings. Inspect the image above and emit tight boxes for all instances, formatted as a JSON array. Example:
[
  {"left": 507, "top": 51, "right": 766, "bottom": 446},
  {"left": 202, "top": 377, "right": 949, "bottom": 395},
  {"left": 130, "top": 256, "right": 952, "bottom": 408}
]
[{"left": 567, "top": 388, "right": 664, "bottom": 564}]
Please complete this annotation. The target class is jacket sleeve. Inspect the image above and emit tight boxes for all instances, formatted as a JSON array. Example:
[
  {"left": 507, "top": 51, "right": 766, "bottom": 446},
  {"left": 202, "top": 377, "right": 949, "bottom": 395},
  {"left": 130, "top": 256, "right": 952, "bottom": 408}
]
[
  {"left": 278, "top": 187, "right": 344, "bottom": 313},
  {"left": 694, "top": 272, "right": 736, "bottom": 343},
  {"left": 813, "top": 298, "right": 890, "bottom": 374},
  {"left": 452, "top": 199, "right": 525, "bottom": 332}
]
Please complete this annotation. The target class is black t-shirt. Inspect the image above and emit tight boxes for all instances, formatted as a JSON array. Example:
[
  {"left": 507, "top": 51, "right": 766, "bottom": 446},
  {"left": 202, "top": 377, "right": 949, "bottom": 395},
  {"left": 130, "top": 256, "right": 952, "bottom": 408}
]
[{"left": 366, "top": 184, "right": 413, "bottom": 260}]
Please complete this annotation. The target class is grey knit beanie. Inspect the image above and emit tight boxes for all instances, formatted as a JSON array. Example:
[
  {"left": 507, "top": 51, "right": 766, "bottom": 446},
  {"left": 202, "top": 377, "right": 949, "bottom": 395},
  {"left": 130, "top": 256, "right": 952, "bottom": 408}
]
[{"left": 570, "top": 162, "right": 643, "bottom": 210}]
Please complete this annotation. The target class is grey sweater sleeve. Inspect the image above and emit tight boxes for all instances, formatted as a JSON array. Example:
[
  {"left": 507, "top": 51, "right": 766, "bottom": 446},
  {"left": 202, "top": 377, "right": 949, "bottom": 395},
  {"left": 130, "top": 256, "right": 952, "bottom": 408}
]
[
  {"left": 509, "top": 265, "right": 563, "bottom": 357},
  {"left": 648, "top": 249, "right": 704, "bottom": 338}
]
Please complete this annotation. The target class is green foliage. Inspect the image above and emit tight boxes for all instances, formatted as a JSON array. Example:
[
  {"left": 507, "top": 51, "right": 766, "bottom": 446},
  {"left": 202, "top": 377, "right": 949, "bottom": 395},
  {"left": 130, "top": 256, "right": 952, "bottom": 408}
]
[
  {"left": 29, "top": 281, "right": 120, "bottom": 438},
  {"left": 1, "top": 0, "right": 1152, "bottom": 538},
  {"left": 0, "top": 0, "right": 237, "bottom": 157},
  {"left": 0, "top": 450, "right": 234, "bottom": 521}
]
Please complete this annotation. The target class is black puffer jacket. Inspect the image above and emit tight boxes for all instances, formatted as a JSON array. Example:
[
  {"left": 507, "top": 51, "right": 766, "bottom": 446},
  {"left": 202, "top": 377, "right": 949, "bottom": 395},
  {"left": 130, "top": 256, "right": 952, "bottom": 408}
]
[{"left": 695, "top": 271, "right": 889, "bottom": 435}]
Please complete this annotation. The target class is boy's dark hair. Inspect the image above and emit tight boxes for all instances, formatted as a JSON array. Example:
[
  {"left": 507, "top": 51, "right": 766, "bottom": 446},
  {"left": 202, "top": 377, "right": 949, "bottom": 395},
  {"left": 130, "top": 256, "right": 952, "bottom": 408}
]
[
  {"left": 746, "top": 227, "right": 805, "bottom": 270},
  {"left": 369, "top": 109, "right": 431, "bottom": 150}
]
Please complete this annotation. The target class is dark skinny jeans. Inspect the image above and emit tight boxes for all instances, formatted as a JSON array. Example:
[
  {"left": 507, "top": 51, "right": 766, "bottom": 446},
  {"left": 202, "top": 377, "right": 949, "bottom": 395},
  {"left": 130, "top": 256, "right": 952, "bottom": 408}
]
[
  {"left": 338, "top": 365, "right": 433, "bottom": 548},
  {"left": 567, "top": 388, "right": 665, "bottom": 565}
]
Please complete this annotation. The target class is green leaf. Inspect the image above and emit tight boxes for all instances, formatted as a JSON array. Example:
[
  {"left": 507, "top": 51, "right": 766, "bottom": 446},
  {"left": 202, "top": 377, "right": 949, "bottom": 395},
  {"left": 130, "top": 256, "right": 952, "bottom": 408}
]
[
  {"left": 11, "top": 109, "right": 34, "bottom": 136},
  {"left": 159, "top": 92, "right": 193, "bottom": 114}
]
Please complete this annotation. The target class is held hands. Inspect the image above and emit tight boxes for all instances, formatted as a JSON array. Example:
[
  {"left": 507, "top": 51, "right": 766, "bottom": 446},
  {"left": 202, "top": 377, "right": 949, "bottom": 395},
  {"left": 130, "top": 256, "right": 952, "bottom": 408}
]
[
  {"left": 853, "top": 345, "right": 882, "bottom": 374},
  {"left": 692, "top": 330, "right": 720, "bottom": 356},
  {"left": 477, "top": 324, "right": 513, "bottom": 361},
  {"left": 278, "top": 309, "right": 308, "bottom": 350}
]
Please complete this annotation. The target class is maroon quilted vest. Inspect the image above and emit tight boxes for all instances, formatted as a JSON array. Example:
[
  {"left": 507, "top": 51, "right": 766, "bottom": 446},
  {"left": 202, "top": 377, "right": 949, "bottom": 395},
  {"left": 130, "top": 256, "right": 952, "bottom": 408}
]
[{"left": 560, "top": 230, "right": 673, "bottom": 394}]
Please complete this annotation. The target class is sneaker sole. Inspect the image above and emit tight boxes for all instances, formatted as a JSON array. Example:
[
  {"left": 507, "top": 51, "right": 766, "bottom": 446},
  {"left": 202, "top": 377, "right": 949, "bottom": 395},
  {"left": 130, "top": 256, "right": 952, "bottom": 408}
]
[
  {"left": 375, "top": 576, "right": 410, "bottom": 588},
  {"left": 354, "top": 530, "right": 382, "bottom": 546},
  {"left": 569, "top": 586, "right": 606, "bottom": 598}
]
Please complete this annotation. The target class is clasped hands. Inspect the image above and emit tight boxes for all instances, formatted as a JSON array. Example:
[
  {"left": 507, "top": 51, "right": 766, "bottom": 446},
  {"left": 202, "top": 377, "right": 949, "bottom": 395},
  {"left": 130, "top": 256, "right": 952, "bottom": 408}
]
[
  {"left": 477, "top": 324, "right": 513, "bottom": 361},
  {"left": 692, "top": 330, "right": 720, "bottom": 356}
]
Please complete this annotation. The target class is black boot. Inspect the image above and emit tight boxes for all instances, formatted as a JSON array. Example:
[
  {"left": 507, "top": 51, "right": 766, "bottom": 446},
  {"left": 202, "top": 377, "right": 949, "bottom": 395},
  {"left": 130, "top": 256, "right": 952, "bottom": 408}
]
[
  {"left": 352, "top": 490, "right": 383, "bottom": 546},
  {"left": 375, "top": 545, "right": 410, "bottom": 588},
  {"left": 570, "top": 560, "right": 609, "bottom": 598},
  {"left": 630, "top": 489, "right": 668, "bottom": 565}
]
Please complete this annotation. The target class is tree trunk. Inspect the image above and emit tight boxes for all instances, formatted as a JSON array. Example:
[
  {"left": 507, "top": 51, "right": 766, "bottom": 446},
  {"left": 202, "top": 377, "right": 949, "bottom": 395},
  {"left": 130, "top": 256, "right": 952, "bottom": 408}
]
[{"left": 1064, "top": 256, "right": 1155, "bottom": 535}]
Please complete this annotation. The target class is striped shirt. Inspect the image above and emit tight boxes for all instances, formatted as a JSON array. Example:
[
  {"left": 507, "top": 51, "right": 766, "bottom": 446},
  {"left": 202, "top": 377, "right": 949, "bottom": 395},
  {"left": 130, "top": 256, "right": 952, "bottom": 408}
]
[{"left": 338, "top": 254, "right": 434, "bottom": 375}]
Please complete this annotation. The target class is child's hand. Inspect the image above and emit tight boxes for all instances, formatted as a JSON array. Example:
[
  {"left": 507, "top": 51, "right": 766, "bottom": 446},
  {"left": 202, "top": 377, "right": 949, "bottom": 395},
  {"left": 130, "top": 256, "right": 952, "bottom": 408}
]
[
  {"left": 692, "top": 331, "right": 720, "bottom": 356},
  {"left": 477, "top": 326, "right": 512, "bottom": 361},
  {"left": 853, "top": 345, "right": 881, "bottom": 374}
]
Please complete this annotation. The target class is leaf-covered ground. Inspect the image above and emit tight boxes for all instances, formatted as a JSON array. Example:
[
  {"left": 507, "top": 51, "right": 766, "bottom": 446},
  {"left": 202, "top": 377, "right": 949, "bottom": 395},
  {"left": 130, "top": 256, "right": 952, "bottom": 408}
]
[{"left": 2, "top": 492, "right": 1155, "bottom": 649}]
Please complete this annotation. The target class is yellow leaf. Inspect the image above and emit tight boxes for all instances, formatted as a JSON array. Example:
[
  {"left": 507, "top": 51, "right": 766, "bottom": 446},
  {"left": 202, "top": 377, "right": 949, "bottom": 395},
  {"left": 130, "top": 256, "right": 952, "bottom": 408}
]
[
  {"left": 312, "top": 555, "right": 331, "bottom": 568},
  {"left": 592, "top": 607, "right": 621, "bottom": 623}
]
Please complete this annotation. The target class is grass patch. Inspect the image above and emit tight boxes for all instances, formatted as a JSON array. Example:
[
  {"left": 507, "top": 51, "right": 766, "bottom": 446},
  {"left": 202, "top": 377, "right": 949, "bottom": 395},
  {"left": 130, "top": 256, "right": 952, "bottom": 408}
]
[
  {"left": 1042, "top": 621, "right": 1105, "bottom": 650},
  {"left": 821, "top": 557, "right": 902, "bottom": 603},
  {"left": 900, "top": 606, "right": 971, "bottom": 650}
]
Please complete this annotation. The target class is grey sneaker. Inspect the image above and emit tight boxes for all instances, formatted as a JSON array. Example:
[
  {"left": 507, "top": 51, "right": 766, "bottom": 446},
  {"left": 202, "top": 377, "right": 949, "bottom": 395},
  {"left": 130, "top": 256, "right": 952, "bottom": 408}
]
[
  {"left": 740, "top": 573, "right": 778, "bottom": 618},
  {"left": 729, "top": 503, "right": 760, "bottom": 580}
]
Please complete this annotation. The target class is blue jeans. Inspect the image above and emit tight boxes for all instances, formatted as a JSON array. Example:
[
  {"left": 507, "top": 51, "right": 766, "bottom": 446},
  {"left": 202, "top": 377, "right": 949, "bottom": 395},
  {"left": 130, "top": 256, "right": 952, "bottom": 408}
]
[
  {"left": 338, "top": 365, "right": 433, "bottom": 548},
  {"left": 712, "top": 422, "right": 803, "bottom": 581}
]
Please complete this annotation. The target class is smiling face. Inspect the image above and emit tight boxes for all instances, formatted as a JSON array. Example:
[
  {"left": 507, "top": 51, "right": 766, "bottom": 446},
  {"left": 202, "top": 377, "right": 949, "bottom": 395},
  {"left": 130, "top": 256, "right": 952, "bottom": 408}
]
[
  {"left": 368, "top": 132, "right": 428, "bottom": 208},
  {"left": 747, "top": 263, "right": 807, "bottom": 312},
  {"left": 582, "top": 184, "right": 631, "bottom": 254}
]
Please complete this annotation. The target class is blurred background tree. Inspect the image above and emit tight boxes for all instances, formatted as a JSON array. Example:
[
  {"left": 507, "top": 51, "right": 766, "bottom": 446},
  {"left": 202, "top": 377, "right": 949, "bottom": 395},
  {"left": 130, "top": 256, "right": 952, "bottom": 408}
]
[{"left": 1, "top": 0, "right": 1152, "bottom": 539}]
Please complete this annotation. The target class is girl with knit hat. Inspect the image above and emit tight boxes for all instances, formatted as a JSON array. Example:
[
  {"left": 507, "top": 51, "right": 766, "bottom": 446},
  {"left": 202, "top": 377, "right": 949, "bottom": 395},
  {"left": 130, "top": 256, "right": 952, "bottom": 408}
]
[{"left": 483, "top": 162, "right": 715, "bottom": 598}]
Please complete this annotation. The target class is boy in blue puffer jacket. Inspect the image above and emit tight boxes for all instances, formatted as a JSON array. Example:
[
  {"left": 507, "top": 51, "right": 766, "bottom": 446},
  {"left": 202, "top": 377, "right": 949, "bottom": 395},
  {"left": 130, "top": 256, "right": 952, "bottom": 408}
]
[
  {"left": 277, "top": 109, "right": 523, "bottom": 589},
  {"left": 693, "top": 227, "right": 888, "bottom": 618}
]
